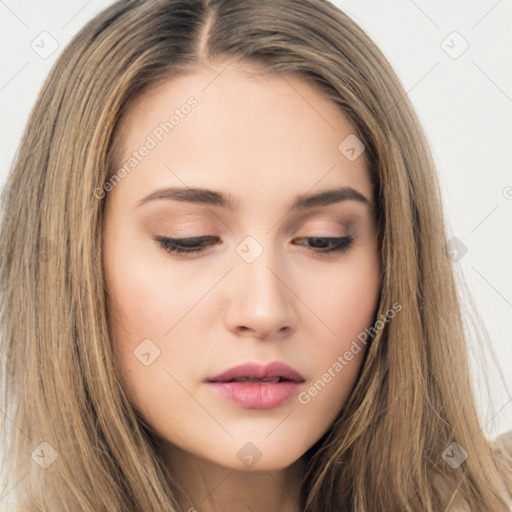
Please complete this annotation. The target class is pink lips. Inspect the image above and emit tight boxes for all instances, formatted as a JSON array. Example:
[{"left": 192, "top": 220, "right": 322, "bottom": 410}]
[{"left": 205, "top": 361, "right": 305, "bottom": 409}]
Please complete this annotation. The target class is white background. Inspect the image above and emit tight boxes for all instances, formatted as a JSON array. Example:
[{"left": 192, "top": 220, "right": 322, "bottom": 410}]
[{"left": 1, "top": 0, "right": 511, "bottom": 441}]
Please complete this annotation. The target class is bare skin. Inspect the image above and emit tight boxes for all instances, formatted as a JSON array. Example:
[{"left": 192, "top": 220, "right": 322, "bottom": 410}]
[{"left": 102, "top": 62, "right": 381, "bottom": 512}]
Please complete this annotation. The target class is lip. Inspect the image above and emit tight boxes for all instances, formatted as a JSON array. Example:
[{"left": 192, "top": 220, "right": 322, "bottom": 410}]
[
  {"left": 205, "top": 361, "right": 305, "bottom": 409},
  {"left": 205, "top": 361, "right": 305, "bottom": 383}
]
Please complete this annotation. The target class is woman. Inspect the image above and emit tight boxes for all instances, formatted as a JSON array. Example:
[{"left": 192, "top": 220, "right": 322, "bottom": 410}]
[{"left": 1, "top": 0, "right": 511, "bottom": 510}]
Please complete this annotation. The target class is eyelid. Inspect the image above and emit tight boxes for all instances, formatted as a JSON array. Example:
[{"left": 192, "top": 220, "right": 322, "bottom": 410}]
[
  {"left": 286, "top": 212, "right": 358, "bottom": 235},
  {"left": 299, "top": 221, "right": 346, "bottom": 235},
  {"left": 164, "top": 218, "right": 350, "bottom": 236},
  {"left": 154, "top": 234, "right": 355, "bottom": 258}
]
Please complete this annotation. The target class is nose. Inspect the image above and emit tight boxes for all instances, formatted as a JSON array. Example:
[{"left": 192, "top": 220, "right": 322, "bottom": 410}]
[{"left": 224, "top": 246, "right": 298, "bottom": 341}]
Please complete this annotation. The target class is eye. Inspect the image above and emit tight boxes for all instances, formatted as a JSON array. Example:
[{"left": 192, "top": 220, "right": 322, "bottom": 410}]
[
  {"left": 154, "top": 235, "right": 354, "bottom": 257},
  {"left": 154, "top": 235, "right": 219, "bottom": 255},
  {"left": 292, "top": 235, "right": 354, "bottom": 255}
]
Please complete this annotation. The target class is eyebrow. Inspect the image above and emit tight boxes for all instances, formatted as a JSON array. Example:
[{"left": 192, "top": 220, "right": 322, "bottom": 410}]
[{"left": 136, "top": 186, "right": 371, "bottom": 211}]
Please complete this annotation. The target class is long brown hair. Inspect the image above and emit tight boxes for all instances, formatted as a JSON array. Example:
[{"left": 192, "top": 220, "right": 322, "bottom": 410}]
[{"left": 1, "top": 0, "right": 511, "bottom": 510}]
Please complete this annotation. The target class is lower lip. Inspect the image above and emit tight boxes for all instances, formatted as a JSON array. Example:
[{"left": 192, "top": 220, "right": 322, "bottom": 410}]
[{"left": 206, "top": 381, "right": 303, "bottom": 409}]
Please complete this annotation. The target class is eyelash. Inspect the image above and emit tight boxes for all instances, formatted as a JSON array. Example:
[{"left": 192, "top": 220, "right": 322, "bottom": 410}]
[{"left": 153, "top": 235, "right": 354, "bottom": 257}]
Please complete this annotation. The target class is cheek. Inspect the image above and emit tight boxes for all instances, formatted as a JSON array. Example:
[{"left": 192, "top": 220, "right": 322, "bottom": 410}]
[
  {"left": 105, "top": 235, "right": 199, "bottom": 340},
  {"left": 104, "top": 233, "right": 223, "bottom": 406},
  {"left": 107, "top": 259, "right": 202, "bottom": 421},
  {"left": 316, "top": 248, "right": 380, "bottom": 343},
  {"left": 303, "top": 251, "right": 380, "bottom": 399}
]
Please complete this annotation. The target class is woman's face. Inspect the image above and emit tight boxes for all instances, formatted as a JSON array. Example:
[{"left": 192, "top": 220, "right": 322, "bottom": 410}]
[{"left": 102, "top": 64, "right": 381, "bottom": 471}]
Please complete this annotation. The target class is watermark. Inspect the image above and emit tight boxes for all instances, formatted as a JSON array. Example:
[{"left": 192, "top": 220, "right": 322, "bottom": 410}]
[
  {"left": 442, "top": 441, "right": 468, "bottom": 468},
  {"left": 235, "top": 235, "right": 264, "bottom": 264},
  {"left": 31, "top": 31, "right": 59, "bottom": 60},
  {"left": 31, "top": 441, "right": 59, "bottom": 469},
  {"left": 440, "top": 31, "right": 469, "bottom": 60},
  {"left": 237, "top": 442, "right": 262, "bottom": 468},
  {"left": 133, "top": 338, "right": 161, "bottom": 366},
  {"left": 298, "top": 301, "right": 402, "bottom": 405},
  {"left": 93, "top": 96, "right": 198, "bottom": 199},
  {"left": 446, "top": 236, "right": 468, "bottom": 263},
  {"left": 338, "top": 133, "right": 365, "bottom": 161}
]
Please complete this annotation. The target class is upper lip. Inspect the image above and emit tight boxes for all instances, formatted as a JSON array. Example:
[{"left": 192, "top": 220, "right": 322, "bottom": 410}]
[{"left": 205, "top": 361, "right": 305, "bottom": 383}]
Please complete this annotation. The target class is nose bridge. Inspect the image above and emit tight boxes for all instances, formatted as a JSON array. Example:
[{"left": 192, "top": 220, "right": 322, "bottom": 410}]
[
  {"left": 237, "top": 233, "right": 289, "bottom": 305},
  {"left": 225, "top": 233, "right": 297, "bottom": 338}
]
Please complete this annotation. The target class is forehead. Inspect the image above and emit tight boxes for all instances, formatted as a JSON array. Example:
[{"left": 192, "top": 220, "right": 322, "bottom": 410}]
[{"left": 109, "top": 64, "right": 373, "bottom": 212}]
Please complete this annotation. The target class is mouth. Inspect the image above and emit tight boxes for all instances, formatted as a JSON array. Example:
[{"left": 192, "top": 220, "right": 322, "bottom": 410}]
[
  {"left": 210, "top": 376, "right": 294, "bottom": 383},
  {"left": 205, "top": 361, "right": 305, "bottom": 409},
  {"left": 205, "top": 361, "right": 305, "bottom": 384}
]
